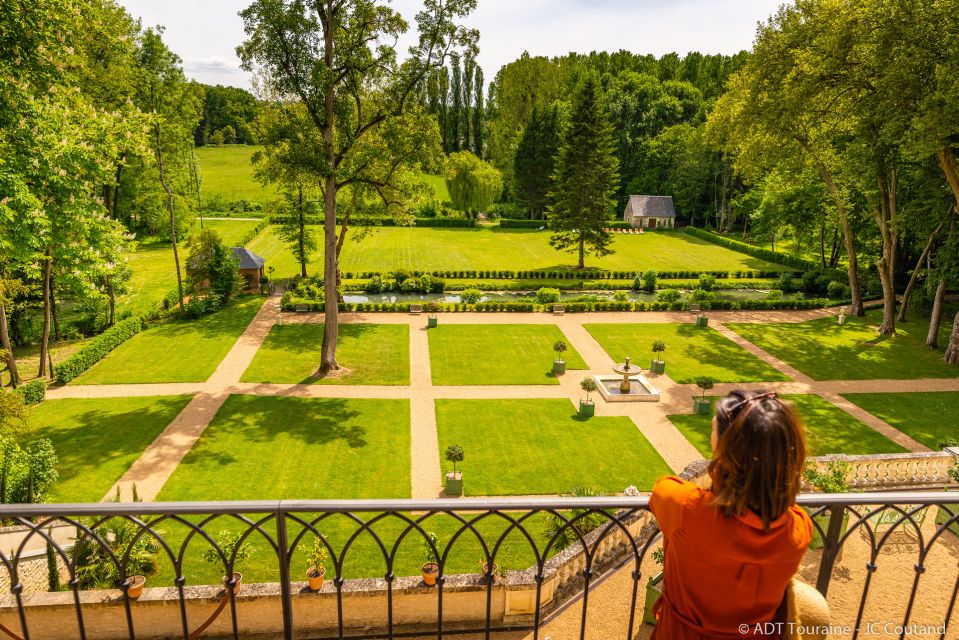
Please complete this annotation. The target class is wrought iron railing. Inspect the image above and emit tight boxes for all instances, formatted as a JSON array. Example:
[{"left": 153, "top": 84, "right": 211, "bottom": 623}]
[{"left": 0, "top": 492, "right": 954, "bottom": 640}]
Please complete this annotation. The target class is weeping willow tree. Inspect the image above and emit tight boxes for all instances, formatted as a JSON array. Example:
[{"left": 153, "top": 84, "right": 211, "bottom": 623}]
[{"left": 446, "top": 151, "right": 502, "bottom": 218}]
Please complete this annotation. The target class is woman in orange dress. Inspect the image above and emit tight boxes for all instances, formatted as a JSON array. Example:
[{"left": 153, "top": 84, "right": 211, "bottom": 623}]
[{"left": 650, "top": 390, "right": 813, "bottom": 639}]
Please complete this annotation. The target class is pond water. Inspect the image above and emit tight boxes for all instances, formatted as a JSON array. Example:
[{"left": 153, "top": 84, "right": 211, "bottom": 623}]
[{"left": 341, "top": 289, "right": 794, "bottom": 304}]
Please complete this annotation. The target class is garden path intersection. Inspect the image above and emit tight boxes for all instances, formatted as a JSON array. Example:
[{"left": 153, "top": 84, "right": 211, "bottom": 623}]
[{"left": 44, "top": 297, "right": 957, "bottom": 503}]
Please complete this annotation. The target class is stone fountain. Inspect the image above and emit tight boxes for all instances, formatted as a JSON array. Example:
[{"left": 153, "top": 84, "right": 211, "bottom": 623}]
[{"left": 594, "top": 356, "right": 661, "bottom": 403}]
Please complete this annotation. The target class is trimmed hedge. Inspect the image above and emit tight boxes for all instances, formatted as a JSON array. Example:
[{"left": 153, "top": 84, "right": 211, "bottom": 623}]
[
  {"left": 684, "top": 227, "right": 818, "bottom": 271},
  {"left": 13, "top": 379, "right": 46, "bottom": 405},
  {"left": 339, "top": 269, "right": 790, "bottom": 280},
  {"left": 238, "top": 216, "right": 271, "bottom": 246},
  {"left": 53, "top": 317, "right": 144, "bottom": 384},
  {"left": 318, "top": 298, "right": 831, "bottom": 314}
]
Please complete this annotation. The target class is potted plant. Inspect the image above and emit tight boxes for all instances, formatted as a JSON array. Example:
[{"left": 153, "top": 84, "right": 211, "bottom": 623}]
[
  {"left": 203, "top": 530, "right": 254, "bottom": 595},
  {"left": 552, "top": 340, "right": 568, "bottom": 375},
  {"left": 650, "top": 340, "right": 666, "bottom": 374},
  {"left": 804, "top": 461, "right": 852, "bottom": 550},
  {"left": 579, "top": 377, "right": 598, "bottom": 418},
  {"left": 642, "top": 547, "right": 665, "bottom": 625},
  {"left": 421, "top": 532, "right": 440, "bottom": 586},
  {"left": 426, "top": 301, "right": 439, "bottom": 328},
  {"left": 305, "top": 539, "right": 329, "bottom": 591},
  {"left": 696, "top": 302, "right": 710, "bottom": 328},
  {"left": 445, "top": 445, "right": 464, "bottom": 496},
  {"left": 693, "top": 377, "right": 715, "bottom": 415}
]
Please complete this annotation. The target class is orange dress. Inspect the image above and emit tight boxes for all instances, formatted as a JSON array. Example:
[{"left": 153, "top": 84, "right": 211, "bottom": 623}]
[{"left": 649, "top": 476, "right": 812, "bottom": 640}]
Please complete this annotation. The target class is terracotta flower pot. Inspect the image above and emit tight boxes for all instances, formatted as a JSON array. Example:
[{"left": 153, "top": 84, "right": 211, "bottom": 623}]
[
  {"left": 481, "top": 562, "right": 500, "bottom": 582},
  {"left": 306, "top": 567, "right": 326, "bottom": 591},
  {"left": 222, "top": 571, "right": 243, "bottom": 595},
  {"left": 421, "top": 562, "right": 439, "bottom": 587},
  {"left": 124, "top": 574, "right": 146, "bottom": 600}
]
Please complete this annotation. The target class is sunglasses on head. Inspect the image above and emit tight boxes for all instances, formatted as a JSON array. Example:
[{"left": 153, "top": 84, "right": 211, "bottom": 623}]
[{"left": 727, "top": 391, "right": 780, "bottom": 414}]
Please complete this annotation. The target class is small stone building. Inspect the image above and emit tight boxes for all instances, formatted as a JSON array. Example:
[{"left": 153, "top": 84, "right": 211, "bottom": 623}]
[
  {"left": 232, "top": 247, "right": 266, "bottom": 293},
  {"left": 623, "top": 195, "right": 676, "bottom": 229}
]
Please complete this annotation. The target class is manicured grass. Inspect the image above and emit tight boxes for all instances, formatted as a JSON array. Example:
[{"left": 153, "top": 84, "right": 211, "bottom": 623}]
[
  {"left": 428, "top": 324, "right": 587, "bottom": 385},
  {"left": 196, "top": 145, "right": 276, "bottom": 202},
  {"left": 435, "top": 399, "right": 672, "bottom": 495},
  {"left": 241, "top": 323, "right": 410, "bottom": 385},
  {"left": 72, "top": 297, "right": 264, "bottom": 384},
  {"left": 29, "top": 396, "right": 192, "bottom": 502},
  {"left": 200, "top": 218, "right": 262, "bottom": 245},
  {"left": 158, "top": 395, "right": 412, "bottom": 501},
  {"left": 248, "top": 225, "right": 788, "bottom": 276},
  {"left": 842, "top": 392, "right": 959, "bottom": 450},
  {"left": 585, "top": 323, "right": 790, "bottom": 384},
  {"left": 728, "top": 311, "right": 959, "bottom": 380},
  {"left": 668, "top": 395, "right": 908, "bottom": 459}
]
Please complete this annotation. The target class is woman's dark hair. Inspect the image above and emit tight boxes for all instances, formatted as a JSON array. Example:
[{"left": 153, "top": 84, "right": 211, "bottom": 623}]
[{"left": 708, "top": 390, "right": 807, "bottom": 529}]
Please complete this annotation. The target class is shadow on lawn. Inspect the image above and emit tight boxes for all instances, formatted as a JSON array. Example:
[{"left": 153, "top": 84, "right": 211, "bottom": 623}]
[
  {"left": 262, "top": 323, "right": 393, "bottom": 384},
  {"left": 212, "top": 396, "right": 369, "bottom": 449},
  {"left": 30, "top": 397, "right": 192, "bottom": 497}
]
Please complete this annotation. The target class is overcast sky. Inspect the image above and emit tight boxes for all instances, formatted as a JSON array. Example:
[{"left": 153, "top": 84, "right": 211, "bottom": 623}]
[{"left": 118, "top": 0, "right": 786, "bottom": 91}]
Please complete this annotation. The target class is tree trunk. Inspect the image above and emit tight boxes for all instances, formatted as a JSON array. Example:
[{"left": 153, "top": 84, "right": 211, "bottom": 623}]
[
  {"left": 926, "top": 279, "right": 947, "bottom": 348},
  {"left": 898, "top": 216, "right": 946, "bottom": 322},
  {"left": 319, "top": 1, "right": 339, "bottom": 373},
  {"left": 155, "top": 124, "right": 184, "bottom": 309},
  {"left": 107, "top": 281, "right": 116, "bottom": 327},
  {"left": 945, "top": 311, "right": 959, "bottom": 364},
  {"left": 874, "top": 170, "right": 898, "bottom": 336},
  {"left": 298, "top": 185, "right": 307, "bottom": 278},
  {"left": 814, "top": 160, "right": 863, "bottom": 316},
  {"left": 819, "top": 222, "right": 827, "bottom": 268},
  {"left": 937, "top": 148, "right": 959, "bottom": 213},
  {"left": 111, "top": 161, "right": 123, "bottom": 220},
  {"left": 38, "top": 249, "right": 52, "bottom": 379},
  {"left": 0, "top": 301, "right": 19, "bottom": 388},
  {"left": 50, "top": 271, "right": 60, "bottom": 342},
  {"left": 577, "top": 235, "right": 585, "bottom": 269},
  {"left": 320, "top": 175, "right": 339, "bottom": 372}
]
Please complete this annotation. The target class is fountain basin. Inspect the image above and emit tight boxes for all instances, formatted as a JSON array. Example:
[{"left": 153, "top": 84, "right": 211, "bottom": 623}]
[{"left": 594, "top": 375, "right": 661, "bottom": 403}]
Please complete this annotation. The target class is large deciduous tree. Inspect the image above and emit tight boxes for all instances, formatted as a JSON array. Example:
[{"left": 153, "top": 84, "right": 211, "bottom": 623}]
[
  {"left": 238, "top": 0, "right": 477, "bottom": 372},
  {"left": 547, "top": 74, "right": 620, "bottom": 269}
]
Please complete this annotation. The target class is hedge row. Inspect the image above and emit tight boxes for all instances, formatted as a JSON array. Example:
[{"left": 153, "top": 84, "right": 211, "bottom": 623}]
[
  {"left": 13, "top": 380, "right": 46, "bottom": 405},
  {"left": 340, "top": 269, "right": 790, "bottom": 280},
  {"left": 53, "top": 317, "right": 144, "bottom": 384},
  {"left": 238, "top": 216, "right": 271, "bottom": 246},
  {"left": 300, "top": 298, "right": 831, "bottom": 314},
  {"left": 684, "top": 227, "right": 819, "bottom": 271}
]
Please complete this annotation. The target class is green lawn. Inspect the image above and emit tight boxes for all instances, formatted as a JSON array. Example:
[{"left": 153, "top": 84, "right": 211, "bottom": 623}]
[
  {"left": 842, "top": 392, "right": 959, "bottom": 450},
  {"left": 585, "top": 323, "right": 789, "bottom": 384},
  {"left": 435, "top": 399, "right": 672, "bottom": 495},
  {"left": 241, "top": 323, "right": 410, "bottom": 385},
  {"left": 29, "top": 396, "right": 191, "bottom": 502},
  {"left": 158, "top": 395, "right": 412, "bottom": 501},
  {"left": 72, "top": 297, "right": 264, "bottom": 384},
  {"left": 196, "top": 145, "right": 276, "bottom": 202},
  {"left": 668, "top": 395, "right": 907, "bottom": 459},
  {"left": 248, "top": 225, "right": 787, "bottom": 277},
  {"left": 422, "top": 173, "right": 452, "bottom": 203},
  {"left": 728, "top": 311, "right": 959, "bottom": 380},
  {"left": 428, "top": 324, "right": 587, "bottom": 385}
]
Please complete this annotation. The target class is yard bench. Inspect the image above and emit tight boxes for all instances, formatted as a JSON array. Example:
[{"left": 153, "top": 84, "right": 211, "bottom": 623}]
[
  {"left": 553, "top": 304, "right": 565, "bottom": 316},
  {"left": 294, "top": 304, "right": 309, "bottom": 313},
  {"left": 410, "top": 304, "right": 423, "bottom": 315}
]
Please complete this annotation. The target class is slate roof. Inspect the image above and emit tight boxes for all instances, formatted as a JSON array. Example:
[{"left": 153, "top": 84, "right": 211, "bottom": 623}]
[
  {"left": 627, "top": 195, "right": 676, "bottom": 218},
  {"left": 232, "top": 247, "right": 266, "bottom": 270}
]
